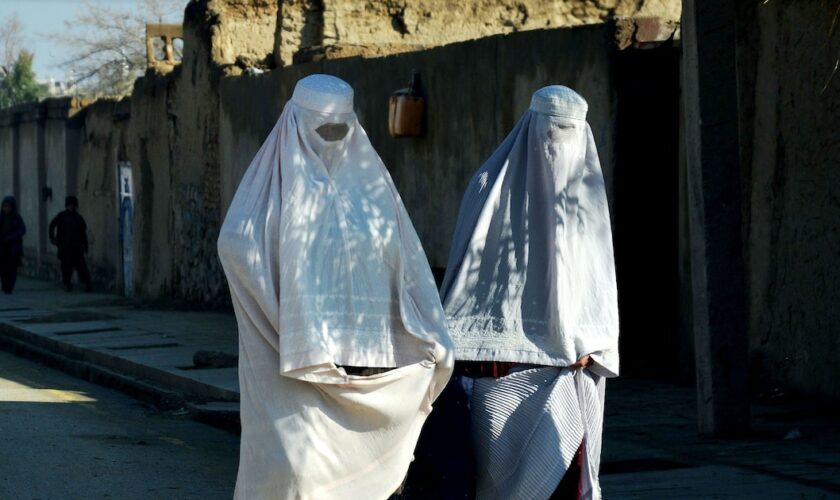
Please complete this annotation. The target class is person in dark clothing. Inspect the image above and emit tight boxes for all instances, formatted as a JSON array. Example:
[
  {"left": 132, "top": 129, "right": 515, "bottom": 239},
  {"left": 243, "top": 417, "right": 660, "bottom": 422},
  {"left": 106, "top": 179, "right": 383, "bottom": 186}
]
[
  {"left": 0, "top": 195, "right": 26, "bottom": 294},
  {"left": 49, "top": 196, "right": 92, "bottom": 292}
]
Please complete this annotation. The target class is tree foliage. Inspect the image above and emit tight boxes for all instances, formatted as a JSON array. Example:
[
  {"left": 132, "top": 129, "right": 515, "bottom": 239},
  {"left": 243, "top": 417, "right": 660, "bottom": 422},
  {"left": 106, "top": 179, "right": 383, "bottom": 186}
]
[{"left": 0, "top": 51, "right": 47, "bottom": 109}]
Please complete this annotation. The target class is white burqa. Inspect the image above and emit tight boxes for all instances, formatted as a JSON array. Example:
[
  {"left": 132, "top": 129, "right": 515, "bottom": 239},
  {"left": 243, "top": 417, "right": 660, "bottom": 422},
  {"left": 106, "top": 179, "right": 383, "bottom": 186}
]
[
  {"left": 441, "top": 86, "right": 619, "bottom": 499},
  {"left": 218, "top": 74, "right": 453, "bottom": 500}
]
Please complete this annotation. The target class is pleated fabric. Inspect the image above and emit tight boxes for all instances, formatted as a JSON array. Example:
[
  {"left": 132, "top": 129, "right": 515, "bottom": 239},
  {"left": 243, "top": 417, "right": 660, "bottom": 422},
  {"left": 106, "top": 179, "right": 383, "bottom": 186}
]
[
  {"left": 439, "top": 86, "right": 618, "bottom": 499},
  {"left": 471, "top": 368, "right": 605, "bottom": 499}
]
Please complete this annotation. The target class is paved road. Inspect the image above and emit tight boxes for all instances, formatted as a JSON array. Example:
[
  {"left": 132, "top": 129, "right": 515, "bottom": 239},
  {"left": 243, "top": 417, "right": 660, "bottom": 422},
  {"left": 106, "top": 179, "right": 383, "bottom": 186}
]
[
  {"left": 600, "top": 378, "right": 840, "bottom": 499},
  {"left": 2, "top": 276, "right": 839, "bottom": 499},
  {"left": 0, "top": 350, "right": 238, "bottom": 500}
]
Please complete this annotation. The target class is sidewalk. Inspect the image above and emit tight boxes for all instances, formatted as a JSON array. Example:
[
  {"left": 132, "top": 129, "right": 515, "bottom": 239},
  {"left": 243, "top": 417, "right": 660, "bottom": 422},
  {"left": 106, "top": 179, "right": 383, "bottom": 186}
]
[
  {"left": 0, "top": 276, "right": 240, "bottom": 426},
  {"left": 1, "top": 276, "right": 839, "bottom": 498},
  {"left": 600, "top": 378, "right": 840, "bottom": 497}
]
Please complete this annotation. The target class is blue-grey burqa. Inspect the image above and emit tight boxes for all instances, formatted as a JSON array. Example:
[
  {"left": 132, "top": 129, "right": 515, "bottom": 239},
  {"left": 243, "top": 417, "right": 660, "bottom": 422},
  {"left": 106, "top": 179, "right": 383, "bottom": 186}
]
[{"left": 440, "top": 85, "right": 619, "bottom": 499}]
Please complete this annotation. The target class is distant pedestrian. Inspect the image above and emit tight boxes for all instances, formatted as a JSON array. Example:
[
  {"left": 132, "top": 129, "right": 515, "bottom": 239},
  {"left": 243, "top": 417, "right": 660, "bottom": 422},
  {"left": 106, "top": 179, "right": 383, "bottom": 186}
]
[
  {"left": 0, "top": 195, "right": 26, "bottom": 295},
  {"left": 49, "top": 196, "right": 91, "bottom": 292}
]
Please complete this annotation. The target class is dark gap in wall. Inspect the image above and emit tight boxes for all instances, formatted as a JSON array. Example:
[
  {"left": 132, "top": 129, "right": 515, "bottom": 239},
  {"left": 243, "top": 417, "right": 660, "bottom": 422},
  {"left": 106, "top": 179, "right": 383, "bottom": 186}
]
[
  {"left": 612, "top": 44, "right": 682, "bottom": 380},
  {"left": 302, "top": 0, "right": 325, "bottom": 47}
]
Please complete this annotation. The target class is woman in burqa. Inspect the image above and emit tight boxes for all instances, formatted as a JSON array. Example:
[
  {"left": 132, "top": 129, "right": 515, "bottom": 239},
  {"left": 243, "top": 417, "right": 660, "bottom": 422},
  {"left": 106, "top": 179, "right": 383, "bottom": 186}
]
[
  {"left": 0, "top": 195, "right": 26, "bottom": 294},
  {"left": 217, "top": 74, "right": 453, "bottom": 499},
  {"left": 408, "top": 85, "right": 619, "bottom": 500}
]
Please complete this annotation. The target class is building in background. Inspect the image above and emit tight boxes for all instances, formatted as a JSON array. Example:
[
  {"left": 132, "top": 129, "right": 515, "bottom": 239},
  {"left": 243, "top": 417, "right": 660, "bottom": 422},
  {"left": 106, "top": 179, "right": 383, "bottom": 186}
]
[{"left": 40, "top": 78, "right": 76, "bottom": 97}]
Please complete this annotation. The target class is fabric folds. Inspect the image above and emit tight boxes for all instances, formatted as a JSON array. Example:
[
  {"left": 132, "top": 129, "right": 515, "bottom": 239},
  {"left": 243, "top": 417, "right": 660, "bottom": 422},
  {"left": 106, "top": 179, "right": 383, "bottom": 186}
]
[
  {"left": 471, "top": 367, "right": 605, "bottom": 499},
  {"left": 218, "top": 74, "right": 453, "bottom": 500},
  {"left": 441, "top": 86, "right": 619, "bottom": 377},
  {"left": 439, "top": 85, "right": 619, "bottom": 499}
]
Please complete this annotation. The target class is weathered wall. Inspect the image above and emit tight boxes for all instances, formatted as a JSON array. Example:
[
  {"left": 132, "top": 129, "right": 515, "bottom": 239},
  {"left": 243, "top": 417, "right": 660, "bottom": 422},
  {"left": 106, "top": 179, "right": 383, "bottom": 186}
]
[
  {"left": 128, "top": 74, "right": 175, "bottom": 298},
  {"left": 275, "top": 0, "right": 681, "bottom": 66},
  {"left": 276, "top": 0, "right": 324, "bottom": 66},
  {"left": 738, "top": 1, "right": 840, "bottom": 400},
  {"left": 128, "top": 0, "right": 228, "bottom": 305},
  {"left": 168, "top": 3, "right": 227, "bottom": 305},
  {"left": 0, "top": 113, "right": 15, "bottom": 199},
  {"left": 44, "top": 119, "right": 69, "bottom": 240},
  {"left": 75, "top": 99, "right": 130, "bottom": 289},
  {"left": 17, "top": 105, "right": 45, "bottom": 270},
  {"left": 0, "top": 0, "right": 673, "bottom": 308},
  {"left": 207, "top": 0, "right": 279, "bottom": 67},
  {"left": 44, "top": 100, "right": 83, "bottom": 262},
  {"left": 220, "top": 24, "right": 618, "bottom": 269}
]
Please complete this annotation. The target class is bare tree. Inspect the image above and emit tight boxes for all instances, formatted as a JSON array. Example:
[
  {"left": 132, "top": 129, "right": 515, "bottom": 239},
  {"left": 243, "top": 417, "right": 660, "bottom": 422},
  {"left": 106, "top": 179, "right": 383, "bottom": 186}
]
[
  {"left": 0, "top": 14, "right": 24, "bottom": 73},
  {"left": 51, "top": 0, "right": 187, "bottom": 97}
]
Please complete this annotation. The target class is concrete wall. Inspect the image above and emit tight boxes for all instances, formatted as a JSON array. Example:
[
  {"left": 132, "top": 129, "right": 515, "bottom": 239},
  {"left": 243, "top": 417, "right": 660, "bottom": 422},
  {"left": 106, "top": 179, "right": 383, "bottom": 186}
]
[
  {"left": 44, "top": 119, "right": 69, "bottom": 237},
  {"left": 44, "top": 100, "right": 83, "bottom": 260},
  {"left": 17, "top": 106, "right": 45, "bottom": 268},
  {"left": 0, "top": 114, "right": 16, "bottom": 199},
  {"left": 220, "top": 24, "right": 618, "bottom": 269},
  {"left": 737, "top": 2, "right": 840, "bottom": 401}
]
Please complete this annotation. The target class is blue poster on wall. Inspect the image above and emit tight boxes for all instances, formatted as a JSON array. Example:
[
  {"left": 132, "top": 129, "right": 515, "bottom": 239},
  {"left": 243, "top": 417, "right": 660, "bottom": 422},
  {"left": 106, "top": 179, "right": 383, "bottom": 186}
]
[{"left": 118, "top": 162, "right": 133, "bottom": 297}]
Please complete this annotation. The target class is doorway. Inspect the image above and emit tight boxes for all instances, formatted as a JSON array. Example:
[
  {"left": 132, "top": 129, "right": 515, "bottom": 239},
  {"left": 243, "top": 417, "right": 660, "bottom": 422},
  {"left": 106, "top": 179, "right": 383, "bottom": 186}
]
[{"left": 611, "top": 44, "right": 683, "bottom": 379}]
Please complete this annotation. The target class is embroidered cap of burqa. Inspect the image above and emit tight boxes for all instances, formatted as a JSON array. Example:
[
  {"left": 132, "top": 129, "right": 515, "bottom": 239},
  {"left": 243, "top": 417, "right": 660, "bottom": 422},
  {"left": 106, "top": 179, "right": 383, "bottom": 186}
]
[
  {"left": 218, "top": 74, "right": 453, "bottom": 500},
  {"left": 440, "top": 86, "right": 619, "bottom": 499}
]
